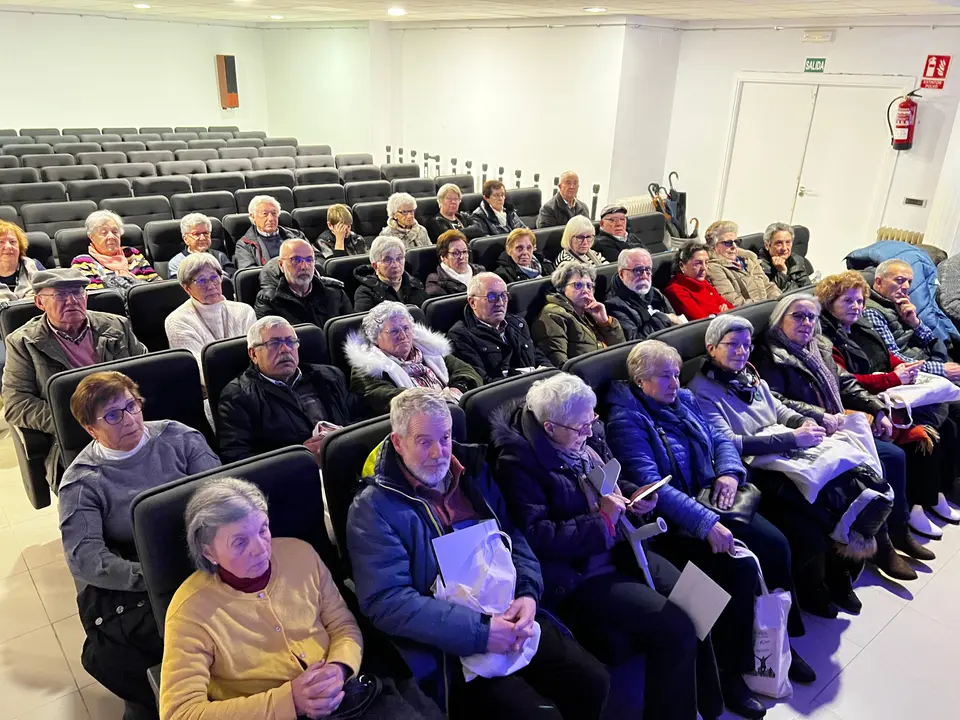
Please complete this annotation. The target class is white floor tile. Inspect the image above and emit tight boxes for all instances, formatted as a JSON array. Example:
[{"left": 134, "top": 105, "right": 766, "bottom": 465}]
[
  {"left": 11, "top": 514, "right": 63, "bottom": 571},
  {"left": 0, "top": 528, "right": 27, "bottom": 579},
  {"left": 11, "top": 691, "right": 89, "bottom": 720},
  {"left": 0, "top": 625, "right": 78, "bottom": 720},
  {"left": 0, "top": 481, "right": 56, "bottom": 528},
  {"left": 31, "top": 559, "right": 77, "bottom": 624},
  {"left": 0, "top": 573, "right": 54, "bottom": 645},
  {"left": 51, "top": 615, "right": 95, "bottom": 691},
  {"left": 78, "top": 683, "right": 124, "bottom": 720}
]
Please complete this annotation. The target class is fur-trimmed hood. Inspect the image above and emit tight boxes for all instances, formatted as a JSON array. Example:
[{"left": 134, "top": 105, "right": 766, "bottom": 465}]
[{"left": 344, "top": 323, "right": 453, "bottom": 386}]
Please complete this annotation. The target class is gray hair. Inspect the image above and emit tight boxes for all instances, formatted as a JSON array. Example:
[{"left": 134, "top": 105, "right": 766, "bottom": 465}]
[
  {"left": 551, "top": 260, "right": 597, "bottom": 290},
  {"left": 177, "top": 251, "right": 222, "bottom": 286},
  {"left": 762, "top": 222, "right": 793, "bottom": 246},
  {"left": 704, "top": 220, "right": 739, "bottom": 247},
  {"left": 525, "top": 372, "right": 596, "bottom": 426},
  {"left": 390, "top": 388, "right": 451, "bottom": 438},
  {"left": 387, "top": 192, "right": 417, "bottom": 217},
  {"left": 437, "top": 183, "right": 462, "bottom": 204},
  {"left": 179, "top": 212, "right": 212, "bottom": 237},
  {"left": 627, "top": 339, "right": 681, "bottom": 383},
  {"left": 875, "top": 258, "right": 911, "bottom": 280},
  {"left": 247, "top": 194, "right": 281, "bottom": 215},
  {"left": 705, "top": 314, "right": 754, "bottom": 348},
  {"left": 617, "top": 247, "right": 652, "bottom": 271},
  {"left": 467, "top": 271, "right": 504, "bottom": 297},
  {"left": 246, "top": 315, "right": 295, "bottom": 348},
  {"left": 361, "top": 301, "right": 414, "bottom": 343},
  {"left": 560, "top": 215, "right": 595, "bottom": 249},
  {"left": 185, "top": 477, "right": 268, "bottom": 574},
  {"left": 369, "top": 235, "right": 406, "bottom": 264},
  {"left": 768, "top": 292, "right": 822, "bottom": 332},
  {"left": 84, "top": 209, "right": 124, "bottom": 237}
]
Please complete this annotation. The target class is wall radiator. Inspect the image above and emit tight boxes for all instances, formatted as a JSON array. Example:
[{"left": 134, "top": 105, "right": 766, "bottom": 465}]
[
  {"left": 615, "top": 195, "right": 659, "bottom": 216},
  {"left": 875, "top": 226, "right": 925, "bottom": 244}
]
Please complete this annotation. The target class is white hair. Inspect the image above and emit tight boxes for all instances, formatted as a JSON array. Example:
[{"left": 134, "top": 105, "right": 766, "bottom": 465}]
[
  {"left": 617, "top": 247, "right": 652, "bottom": 271},
  {"left": 525, "top": 372, "right": 596, "bottom": 426},
  {"left": 246, "top": 315, "right": 295, "bottom": 348},
  {"left": 627, "top": 340, "right": 681, "bottom": 383},
  {"left": 762, "top": 222, "right": 793, "bottom": 246},
  {"left": 551, "top": 260, "right": 596, "bottom": 289},
  {"left": 179, "top": 212, "right": 212, "bottom": 238},
  {"left": 369, "top": 235, "right": 406, "bottom": 264},
  {"left": 185, "top": 477, "right": 268, "bottom": 574},
  {"left": 467, "top": 271, "right": 504, "bottom": 297},
  {"left": 390, "top": 388, "right": 451, "bottom": 438},
  {"left": 560, "top": 215, "right": 595, "bottom": 249},
  {"left": 437, "top": 183, "right": 462, "bottom": 204},
  {"left": 875, "top": 258, "right": 911, "bottom": 280},
  {"left": 387, "top": 192, "right": 417, "bottom": 217},
  {"left": 177, "top": 251, "right": 222, "bottom": 286},
  {"left": 84, "top": 209, "right": 124, "bottom": 236},
  {"left": 704, "top": 220, "right": 739, "bottom": 247},
  {"left": 247, "top": 194, "right": 281, "bottom": 215},
  {"left": 360, "top": 301, "right": 414, "bottom": 343}
]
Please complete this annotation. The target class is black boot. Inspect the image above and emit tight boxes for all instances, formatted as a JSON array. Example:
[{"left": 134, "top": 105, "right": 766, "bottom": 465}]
[
  {"left": 720, "top": 670, "right": 766, "bottom": 719},
  {"left": 874, "top": 527, "right": 918, "bottom": 581},
  {"left": 788, "top": 647, "right": 817, "bottom": 684},
  {"left": 889, "top": 520, "right": 936, "bottom": 561}
]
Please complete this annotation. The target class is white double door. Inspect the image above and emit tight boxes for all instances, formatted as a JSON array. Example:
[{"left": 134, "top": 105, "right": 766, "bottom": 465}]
[{"left": 720, "top": 76, "right": 909, "bottom": 275}]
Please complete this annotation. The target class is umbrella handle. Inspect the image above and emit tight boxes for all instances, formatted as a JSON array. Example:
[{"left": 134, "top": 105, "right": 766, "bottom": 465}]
[{"left": 668, "top": 171, "right": 679, "bottom": 191}]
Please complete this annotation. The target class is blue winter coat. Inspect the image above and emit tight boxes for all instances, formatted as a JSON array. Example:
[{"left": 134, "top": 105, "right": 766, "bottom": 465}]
[
  {"left": 604, "top": 382, "right": 746, "bottom": 540},
  {"left": 346, "top": 437, "right": 543, "bottom": 693},
  {"left": 846, "top": 241, "right": 960, "bottom": 343}
]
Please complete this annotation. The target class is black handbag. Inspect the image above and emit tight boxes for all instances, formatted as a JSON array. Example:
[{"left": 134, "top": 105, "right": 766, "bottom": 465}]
[
  {"left": 655, "top": 427, "right": 761, "bottom": 525},
  {"left": 329, "top": 674, "right": 382, "bottom": 719}
]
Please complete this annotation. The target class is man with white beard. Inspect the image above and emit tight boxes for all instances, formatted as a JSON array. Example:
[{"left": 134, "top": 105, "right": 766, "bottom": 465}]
[
  {"left": 346, "top": 388, "right": 610, "bottom": 719},
  {"left": 604, "top": 248, "right": 683, "bottom": 341},
  {"left": 593, "top": 204, "right": 668, "bottom": 260}
]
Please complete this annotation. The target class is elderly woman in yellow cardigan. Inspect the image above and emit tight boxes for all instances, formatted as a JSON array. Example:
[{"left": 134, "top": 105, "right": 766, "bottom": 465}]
[{"left": 159, "top": 477, "right": 441, "bottom": 720}]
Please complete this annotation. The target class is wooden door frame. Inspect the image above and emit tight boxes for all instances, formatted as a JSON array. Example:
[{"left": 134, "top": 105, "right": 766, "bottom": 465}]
[{"left": 717, "top": 71, "right": 916, "bottom": 233}]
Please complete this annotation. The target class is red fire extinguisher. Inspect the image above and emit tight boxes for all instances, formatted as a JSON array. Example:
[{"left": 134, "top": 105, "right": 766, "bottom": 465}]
[{"left": 887, "top": 89, "right": 921, "bottom": 151}]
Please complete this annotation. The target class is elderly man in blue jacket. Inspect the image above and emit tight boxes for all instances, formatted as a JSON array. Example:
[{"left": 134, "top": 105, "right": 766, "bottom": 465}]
[{"left": 347, "top": 388, "right": 609, "bottom": 720}]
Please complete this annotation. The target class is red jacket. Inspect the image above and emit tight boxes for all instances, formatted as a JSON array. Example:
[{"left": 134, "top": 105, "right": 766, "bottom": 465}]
[
  {"left": 664, "top": 273, "right": 732, "bottom": 321},
  {"left": 831, "top": 348, "right": 904, "bottom": 393}
]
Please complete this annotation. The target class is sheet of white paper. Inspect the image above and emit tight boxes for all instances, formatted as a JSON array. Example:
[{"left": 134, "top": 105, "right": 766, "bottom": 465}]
[
  {"left": 668, "top": 561, "right": 732, "bottom": 641},
  {"left": 431, "top": 519, "right": 500, "bottom": 582},
  {"left": 627, "top": 475, "right": 672, "bottom": 505},
  {"left": 586, "top": 458, "right": 622, "bottom": 497}
]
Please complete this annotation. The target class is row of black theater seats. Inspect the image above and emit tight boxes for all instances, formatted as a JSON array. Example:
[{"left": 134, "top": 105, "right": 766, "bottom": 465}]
[{"left": 25, "top": 291, "right": 807, "bottom": 714}]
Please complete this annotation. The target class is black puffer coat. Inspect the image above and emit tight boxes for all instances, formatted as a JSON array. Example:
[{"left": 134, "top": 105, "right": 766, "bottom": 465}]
[
  {"left": 352, "top": 265, "right": 429, "bottom": 311},
  {"left": 447, "top": 305, "right": 553, "bottom": 383}
]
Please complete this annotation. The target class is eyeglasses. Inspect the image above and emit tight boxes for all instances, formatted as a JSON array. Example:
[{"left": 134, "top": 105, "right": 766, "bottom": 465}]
[
  {"left": 717, "top": 341, "right": 754, "bottom": 352},
  {"left": 627, "top": 266, "right": 653, "bottom": 278},
  {"left": 718, "top": 239, "right": 739, "bottom": 248},
  {"left": 573, "top": 233, "right": 594, "bottom": 242},
  {"left": 550, "top": 413, "right": 599, "bottom": 436},
  {"left": 254, "top": 338, "right": 300, "bottom": 352},
  {"left": 382, "top": 325, "right": 412, "bottom": 341},
  {"left": 187, "top": 230, "right": 211, "bottom": 239},
  {"left": 566, "top": 281, "right": 595, "bottom": 292},
  {"left": 445, "top": 249, "right": 469, "bottom": 259},
  {"left": 40, "top": 288, "right": 86, "bottom": 302},
  {"left": 284, "top": 255, "right": 315, "bottom": 266},
  {"left": 192, "top": 274, "right": 222, "bottom": 288},
  {"left": 474, "top": 292, "right": 508, "bottom": 305},
  {"left": 397, "top": 209, "right": 416, "bottom": 216},
  {"left": 787, "top": 311, "right": 819, "bottom": 324},
  {"left": 488, "top": 192, "right": 506, "bottom": 200},
  {"left": 98, "top": 399, "right": 142, "bottom": 426},
  {"left": 379, "top": 255, "right": 404, "bottom": 266}
]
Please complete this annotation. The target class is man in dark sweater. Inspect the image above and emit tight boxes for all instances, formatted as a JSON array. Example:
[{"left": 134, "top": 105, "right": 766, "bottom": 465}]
[
  {"left": 234, "top": 195, "right": 306, "bottom": 270},
  {"left": 593, "top": 204, "right": 668, "bottom": 262},
  {"left": 536, "top": 171, "right": 590, "bottom": 228},
  {"left": 254, "top": 238, "right": 352, "bottom": 326},
  {"left": 448, "top": 273, "right": 553, "bottom": 383},
  {"left": 605, "top": 248, "right": 682, "bottom": 341}
]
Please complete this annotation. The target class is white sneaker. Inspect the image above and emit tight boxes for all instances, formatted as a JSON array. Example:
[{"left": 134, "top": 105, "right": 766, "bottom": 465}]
[
  {"left": 929, "top": 493, "right": 960, "bottom": 524},
  {"left": 909, "top": 504, "right": 943, "bottom": 539}
]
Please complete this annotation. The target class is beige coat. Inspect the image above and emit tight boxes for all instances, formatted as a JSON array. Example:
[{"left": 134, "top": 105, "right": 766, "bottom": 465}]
[{"left": 707, "top": 248, "right": 781, "bottom": 308}]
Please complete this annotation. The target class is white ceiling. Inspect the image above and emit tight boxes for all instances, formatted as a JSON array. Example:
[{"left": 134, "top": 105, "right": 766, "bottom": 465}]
[{"left": 3, "top": 0, "right": 960, "bottom": 24}]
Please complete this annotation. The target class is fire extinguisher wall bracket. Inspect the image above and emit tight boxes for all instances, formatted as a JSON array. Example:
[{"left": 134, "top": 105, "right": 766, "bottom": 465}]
[{"left": 888, "top": 89, "right": 921, "bottom": 151}]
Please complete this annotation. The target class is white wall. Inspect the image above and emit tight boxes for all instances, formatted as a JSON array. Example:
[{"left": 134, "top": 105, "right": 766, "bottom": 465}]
[
  {"left": 0, "top": 11, "right": 269, "bottom": 133},
  {"left": 663, "top": 25, "right": 960, "bottom": 235}
]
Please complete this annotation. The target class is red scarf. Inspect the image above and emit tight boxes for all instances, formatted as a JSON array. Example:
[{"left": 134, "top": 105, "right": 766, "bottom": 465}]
[{"left": 217, "top": 564, "right": 272, "bottom": 593}]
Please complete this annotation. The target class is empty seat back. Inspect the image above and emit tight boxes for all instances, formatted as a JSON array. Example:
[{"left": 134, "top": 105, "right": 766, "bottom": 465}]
[
  {"left": 77, "top": 151, "right": 127, "bottom": 168},
  {"left": 506, "top": 187, "right": 543, "bottom": 227},
  {"left": 0, "top": 182, "right": 68, "bottom": 212},
  {"left": 435, "top": 174, "right": 475, "bottom": 194},
  {"left": 225, "top": 138, "right": 263, "bottom": 149},
  {"left": 100, "top": 195, "right": 173, "bottom": 229},
  {"left": 627, "top": 213, "right": 668, "bottom": 254},
  {"left": 206, "top": 158, "right": 252, "bottom": 174},
  {"left": 232, "top": 267, "right": 261, "bottom": 307},
  {"left": 0, "top": 168, "right": 40, "bottom": 185},
  {"left": 243, "top": 169, "right": 295, "bottom": 190},
  {"left": 54, "top": 142, "right": 101, "bottom": 157},
  {"left": 34, "top": 135, "right": 74, "bottom": 146},
  {"left": 139, "top": 127, "right": 173, "bottom": 135},
  {"left": 508, "top": 276, "right": 553, "bottom": 324},
  {"left": 291, "top": 207, "right": 330, "bottom": 243},
  {"left": 66, "top": 179, "right": 132, "bottom": 204},
  {"left": 156, "top": 161, "right": 206, "bottom": 177},
  {"left": 219, "top": 147, "right": 258, "bottom": 161},
  {"left": 235, "top": 187, "right": 294, "bottom": 214},
  {"left": 459, "top": 369, "right": 558, "bottom": 444},
  {"left": 335, "top": 153, "right": 374, "bottom": 168},
  {"left": 351, "top": 201, "right": 388, "bottom": 238},
  {"left": 381, "top": 163, "right": 420, "bottom": 181},
  {"left": 233, "top": 131, "right": 267, "bottom": 140},
  {"left": 345, "top": 180, "right": 391, "bottom": 206},
  {"left": 121, "top": 133, "right": 161, "bottom": 143},
  {"left": 263, "top": 137, "right": 298, "bottom": 147},
  {"left": 103, "top": 163, "right": 157, "bottom": 180},
  {"left": 161, "top": 132, "right": 199, "bottom": 142},
  {"left": 25, "top": 230, "right": 56, "bottom": 269},
  {"left": 251, "top": 156, "right": 295, "bottom": 171},
  {"left": 535, "top": 226, "right": 566, "bottom": 263},
  {"left": 295, "top": 155, "right": 336, "bottom": 169},
  {"left": 391, "top": 177, "right": 434, "bottom": 198},
  {"left": 422, "top": 293, "right": 468, "bottom": 335},
  {"left": 0, "top": 205, "right": 20, "bottom": 227},
  {"left": 132, "top": 176, "right": 191, "bottom": 199},
  {"left": 469, "top": 234, "right": 509, "bottom": 272},
  {"left": 259, "top": 146, "right": 297, "bottom": 159},
  {"left": 20, "top": 154, "right": 75, "bottom": 170},
  {"left": 101, "top": 127, "right": 137, "bottom": 136},
  {"left": 100, "top": 141, "right": 145, "bottom": 153},
  {"left": 191, "top": 172, "right": 245, "bottom": 194},
  {"left": 339, "top": 165, "right": 381, "bottom": 183},
  {"left": 199, "top": 132, "right": 233, "bottom": 141},
  {"left": 188, "top": 139, "right": 227, "bottom": 150},
  {"left": 43, "top": 165, "right": 101, "bottom": 183},
  {"left": 148, "top": 140, "right": 189, "bottom": 153},
  {"left": 415, "top": 197, "right": 439, "bottom": 223},
  {"left": 175, "top": 126, "right": 206, "bottom": 134},
  {"left": 127, "top": 150, "right": 175, "bottom": 165},
  {"left": 20, "top": 199, "right": 97, "bottom": 237},
  {"left": 406, "top": 246, "right": 439, "bottom": 285},
  {"left": 175, "top": 149, "right": 217, "bottom": 163},
  {"left": 207, "top": 126, "right": 239, "bottom": 133},
  {"left": 170, "top": 191, "right": 237, "bottom": 221},
  {"left": 127, "top": 281, "right": 190, "bottom": 350},
  {"left": 143, "top": 219, "right": 186, "bottom": 279},
  {"left": 296, "top": 167, "right": 339, "bottom": 185},
  {"left": 62, "top": 128, "right": 99, "bottom": 137},
  {"left": 293, "top": 183, "right": 345, "bottom": 208},
  {"left": 19, "top": 128, "right": 58, "bottom": 138},
  {"left": 3, "top": 144, "right": 52, "bottom": 158},
  {"left": 0, "top": 157, "right": 17, "bottom": 169},
  {"left": 297, "top": 144, "right": 332, "bottom": 156},
  {"left": 82, "top": 133, "right": 119, "bottom": 143}
]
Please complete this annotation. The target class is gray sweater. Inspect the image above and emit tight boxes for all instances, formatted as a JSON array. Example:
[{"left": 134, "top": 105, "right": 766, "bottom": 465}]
[
  {"left": 688, "top": 369, "right": 806, "bottom": 456},
  {"left": 59, "top": 420, "right": 220, "bottom": 591}
]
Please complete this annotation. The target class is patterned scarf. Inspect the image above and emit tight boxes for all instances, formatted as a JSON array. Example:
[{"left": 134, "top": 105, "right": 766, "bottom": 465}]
[
  {"left": 392, "top": 346, "right": 445, "bottom": 390},
  {"left": 87, "top": 245, "right": 133, "bottom": 276},
  {"left": 769, "top": 327, "right": 844, "bottom": 413}
]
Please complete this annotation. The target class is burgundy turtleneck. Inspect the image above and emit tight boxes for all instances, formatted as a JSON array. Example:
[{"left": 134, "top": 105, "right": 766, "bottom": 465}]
[{"left": 217, "top": 563, "right": 272, "bottom": 593}]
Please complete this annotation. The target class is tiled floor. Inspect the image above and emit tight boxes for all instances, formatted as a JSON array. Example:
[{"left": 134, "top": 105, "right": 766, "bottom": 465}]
[{"left": 0, "top": 425, "right": 957, "bottom": 720}]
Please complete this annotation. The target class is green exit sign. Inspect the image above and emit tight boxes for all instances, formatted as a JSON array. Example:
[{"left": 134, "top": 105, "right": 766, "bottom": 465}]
[{"left": 805, "top": 57, "right": 826, "bottom": 73}]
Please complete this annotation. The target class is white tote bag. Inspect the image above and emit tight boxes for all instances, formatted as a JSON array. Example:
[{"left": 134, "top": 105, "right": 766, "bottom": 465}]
[
  {"left": 433, "top": 529, "right": 541, "bottom": 681},
  {"left": 883, "top": 371, "right": 960, "bottom": 427},
  {"left": 747, "top": 413, "right": 883, "bottom": 503},
  {"left": 730, "top": 540, "right": 794, "bottom": 700}
]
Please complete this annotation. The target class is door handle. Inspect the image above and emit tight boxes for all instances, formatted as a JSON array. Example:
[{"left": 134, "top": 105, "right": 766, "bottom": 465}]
[{"left": 798, "top": 186, "right": 815, "bottom": 197}]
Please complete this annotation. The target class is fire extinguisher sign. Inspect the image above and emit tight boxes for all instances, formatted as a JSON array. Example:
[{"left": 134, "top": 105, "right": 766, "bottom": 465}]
[{"left": 921, "top": 55, "right": 951, "bottom": 90}]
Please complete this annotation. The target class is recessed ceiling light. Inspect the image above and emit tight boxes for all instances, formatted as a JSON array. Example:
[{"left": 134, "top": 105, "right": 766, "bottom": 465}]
[
  {"left": 269, "top": 14, "right": 284, "bottom": 19},
  {"left": 583, "top": 6, "right": 607, "bottom": 12},
  {"left": 387, "top": 7, "right": 407, "bottom": 16},
  {"left": 133, "top": 3, "right": 151, "bottom": 8}
]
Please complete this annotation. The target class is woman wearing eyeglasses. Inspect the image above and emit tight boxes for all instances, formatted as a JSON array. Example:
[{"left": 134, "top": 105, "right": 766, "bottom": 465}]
[
  {"left": 382, "top": 193, "right": 430, "bottom": 248},
  {"left": 533, "top": 261, "right": 625, "bottom": 368},
  {"left": 59, "top": 371, "right": 220, "bottom": 720},
  {"left": 167, "top": 213, "right": 236, "bottom": 280},
  {"left": 71, "top": 210, "right": 159, "bottom": 296},
  {"left": 424, "top": 230, "right": 485, "bottom": 297},
  {"left": 704, "top": 220, "right": 781, "bottom": 308},
  {"left": 344, "top": 301, "right": 482, "bottom": 416},
  {"left": 471, "top": 179, "right": 527, "bottom": 236},
  {"left": 556, "top": 216, "right": 605, "bottom": 267}
]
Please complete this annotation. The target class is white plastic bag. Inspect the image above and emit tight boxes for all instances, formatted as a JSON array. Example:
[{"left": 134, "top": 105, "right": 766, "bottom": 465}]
[
  {"left": 433, "top": 529, "right": 541, "bottom": 681},
  {"left": 730, "top": 540, "right": 793, "bottom": 699}
]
